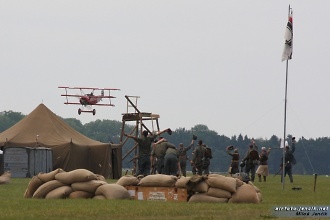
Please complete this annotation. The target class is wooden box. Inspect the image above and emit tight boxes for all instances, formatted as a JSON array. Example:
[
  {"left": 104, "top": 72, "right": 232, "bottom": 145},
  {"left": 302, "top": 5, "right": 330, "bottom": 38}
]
[{"left": 126, "top": 186, "right": 187, "bottom": 202}]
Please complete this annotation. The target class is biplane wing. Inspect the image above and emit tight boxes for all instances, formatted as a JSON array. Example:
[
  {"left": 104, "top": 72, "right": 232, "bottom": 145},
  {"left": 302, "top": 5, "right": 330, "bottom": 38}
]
[
  {"left": 58, "top": 86, "right": 120, "bottom": 91},
  {"left": 61, "top": 94, "right": 116, "bottom": 98},
  {"left": 63, "top": 102, "right": 115, "bottom": 106}
]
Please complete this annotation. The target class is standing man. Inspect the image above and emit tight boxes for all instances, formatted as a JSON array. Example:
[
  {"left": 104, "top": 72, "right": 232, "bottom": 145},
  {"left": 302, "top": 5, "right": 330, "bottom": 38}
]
[
  {"left": 151, "top": 137, "right": 176, "bottom": 174},
  {"left": 281, "top": 137, "right": 296, "bottom": 183},
  {"left": 256, "top": 147, "right": 271, "bottom": 182},
  {"left": 242, "top": 144, "right": 259, "bottom": 182},
  {"left": 124, "top": 128, "right": 170, "bottom": 176},
  {"left": 226, "top": 146, "right": 240, "bottom": 176},
  {"left": 178, "top": 140, "right": 194, "bottom": 176},
  {"left": 202, "top": 144, "right": 212, "bottom": 175},
  {"left": 191, "top": 140, "right": 205, "bottom": 175}
]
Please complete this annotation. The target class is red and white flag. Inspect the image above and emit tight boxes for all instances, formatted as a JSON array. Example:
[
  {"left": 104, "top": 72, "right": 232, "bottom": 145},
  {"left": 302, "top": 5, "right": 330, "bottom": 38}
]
[{"left": 281, "top": 10, "right": 293, "bottom": 61}]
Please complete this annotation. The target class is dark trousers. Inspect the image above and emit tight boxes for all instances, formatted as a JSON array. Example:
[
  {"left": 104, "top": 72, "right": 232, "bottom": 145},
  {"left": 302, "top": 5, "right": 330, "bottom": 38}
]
[
  {"left": 179, "top": 160, "right": 187, "bottom": 176},
  {"left": 282, "top": 166, "right": 293, "bottom": 183},
  {"left": 164, "top": 154, "right": 178, "bottom": 176},
  {"left": 245, "top": 163, "right": 256, "bottom": 181},
  {"left": 137, "top": 154, "right": 151, "bottom": 176}
]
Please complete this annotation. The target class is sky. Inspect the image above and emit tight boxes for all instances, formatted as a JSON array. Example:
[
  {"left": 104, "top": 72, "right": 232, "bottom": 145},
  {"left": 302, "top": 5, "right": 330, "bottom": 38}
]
[{"left": 1, "top": 1, "right": 329, "bottom": 140}]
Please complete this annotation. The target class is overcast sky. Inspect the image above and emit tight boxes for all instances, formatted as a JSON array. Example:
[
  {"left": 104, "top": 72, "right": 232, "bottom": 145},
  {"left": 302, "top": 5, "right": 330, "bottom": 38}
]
[{"left": 1, "top": 1, "right": 329, "bottom": 140}]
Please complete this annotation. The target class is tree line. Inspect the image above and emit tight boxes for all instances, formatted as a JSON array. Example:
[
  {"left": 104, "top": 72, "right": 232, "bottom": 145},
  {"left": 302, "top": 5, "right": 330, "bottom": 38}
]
[{"left": 0, "top": 111, "right": 329, "bottom": 175}]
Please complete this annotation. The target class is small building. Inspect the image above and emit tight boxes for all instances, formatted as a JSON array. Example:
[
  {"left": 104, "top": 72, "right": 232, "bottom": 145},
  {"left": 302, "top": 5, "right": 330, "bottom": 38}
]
[{"left": 2, "top": 147, "right": 52, "bottom": 178}]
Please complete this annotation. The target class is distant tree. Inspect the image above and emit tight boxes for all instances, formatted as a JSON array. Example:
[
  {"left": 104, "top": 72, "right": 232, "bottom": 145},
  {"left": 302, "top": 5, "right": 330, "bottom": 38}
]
[
  {"left": 0, "top": 111, "right": 25, "bottom": 132},
  {"left": 63, "top": 118, "right": 84, "bottom": 134}
]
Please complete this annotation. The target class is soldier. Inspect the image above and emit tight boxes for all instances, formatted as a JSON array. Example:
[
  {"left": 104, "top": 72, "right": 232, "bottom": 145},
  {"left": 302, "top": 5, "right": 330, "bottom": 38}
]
[
  {"left": 178, "top": 140, "right": 194, "bottom": 176},
  {"left": 151, "top": 137, "right": 176, "bottom": 174},
  {"left": 242, "top": 144, "right": 259, "bottom": 182},
  {"left": 164, "top": 146, "right": 179, "bottom": 176},
  {"left": 281, "top": 137, "right": 296, "bottom": 183},
  {"left": 202, "top": 144, "right": 212, "bottom": 175},
  {"left": 191, "top": 140, "right": 205, "bottom": 175},
  {"left": 226, "top": 146, "right": 240, "bottom": 176},
  {"left": 256, "top": 147, "right": 271, "bottom": 182}
]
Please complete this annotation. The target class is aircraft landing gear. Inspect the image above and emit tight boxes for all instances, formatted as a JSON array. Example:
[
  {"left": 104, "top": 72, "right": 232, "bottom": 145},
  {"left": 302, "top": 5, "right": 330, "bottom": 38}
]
[
  {"left": 92, "top": 109, "right": 96, "bottom": 115},
  {"left": 78, "top": 108, "right": 82, "bottom": 115}
]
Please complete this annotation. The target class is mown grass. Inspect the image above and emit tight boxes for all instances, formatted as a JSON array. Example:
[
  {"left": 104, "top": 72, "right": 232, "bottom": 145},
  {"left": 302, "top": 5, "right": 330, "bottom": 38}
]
[{"left": 0, "top": 175, "right": 329, "bottom": 220}]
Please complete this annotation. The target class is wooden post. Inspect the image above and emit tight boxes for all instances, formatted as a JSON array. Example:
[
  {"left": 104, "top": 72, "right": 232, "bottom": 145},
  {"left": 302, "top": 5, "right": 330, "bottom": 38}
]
[{"left": 313, "top": 173, "right": 317, "bottom": 192}]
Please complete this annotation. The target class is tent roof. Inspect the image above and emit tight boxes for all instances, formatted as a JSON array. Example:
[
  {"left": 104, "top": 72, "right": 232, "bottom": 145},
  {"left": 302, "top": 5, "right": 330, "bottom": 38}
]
[{"left": 0, "top": 104, "right": 107, "bottom": 147}]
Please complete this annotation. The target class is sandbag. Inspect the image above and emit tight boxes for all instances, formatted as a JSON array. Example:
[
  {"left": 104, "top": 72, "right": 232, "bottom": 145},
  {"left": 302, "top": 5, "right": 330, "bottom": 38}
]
[
  {"left": 175, "top": 176, "right": 191, "bottom": 188},
  {"left": 68, "top": 191, "right": 94, "bottom": 199},
  {"left": 96, "top": 174, "right": 106, "bottom": 182},
  {"left": 32, "top": 180, "right": 66, "bottom": 199},
  {"left": 0, "top": 171, "right": 11, "bottom": 184},
  {"left": 186, "top": 175, "right": 205, "bottom": 190},
  {"left": 55, "top": 169, "right": 97, "bottom": 185},
  {"left": 191, "top": 181, "right": 209, "bottom": 193},
  {"left": 257, "top": 192, "right": 262, "bottom": 202},
  {"left": 95, "top": 184, "right": 130, "bottom": 200},
  {"left": 188, "top": 193, "right": 228, "bottom": 203},
  {"left": 93, "top": 195, "right": 106, "bottom": 200},
  {"left": 24, "top": 176, "right": 44, "bottom": 198},
  {"left": 71, "top": 180, "right": 107, "bottom": 194},
  {"left": 248, "top": 181, "right": 261, "bottom": 193},
  {"left": 138, "top": 174, "right": 177, "bottom": 187},
  {"left": 205, "top": 174, "right": 237, "bottom": 193},
  {"left": 38, "top": 168, "right": 64, "bottom": 182},
  {"left": 206, "top": 187, "right": 232, "bottom": 199},
  {"left": 235, "top": 178, "right": 244, "bottom": 188},
  {"left": 116, "top": 175, "right": 139, "bottom": 186},
  {"left": 228, "top": 184, "right": 259, "bottom": 203},
  {"left": 45, "top": 186, "right": 73, "bottom": 199}
]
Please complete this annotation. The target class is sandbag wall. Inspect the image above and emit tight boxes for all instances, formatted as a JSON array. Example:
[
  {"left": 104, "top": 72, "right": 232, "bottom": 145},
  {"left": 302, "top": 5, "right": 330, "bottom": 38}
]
[
  {"left": 24, "top": 168, "right": 130, "bottom": 199},
  {"left": 118, "top": 173, "right": 262, "bottom": 203},
  {"left": 24, "top": 169, "right": 261, "bottom": 203}
]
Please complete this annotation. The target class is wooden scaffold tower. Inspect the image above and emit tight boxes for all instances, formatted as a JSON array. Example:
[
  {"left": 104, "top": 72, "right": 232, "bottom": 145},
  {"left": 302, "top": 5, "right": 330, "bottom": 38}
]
[{"left": 120, "top": 95, "right": 161, "bottom": 175}]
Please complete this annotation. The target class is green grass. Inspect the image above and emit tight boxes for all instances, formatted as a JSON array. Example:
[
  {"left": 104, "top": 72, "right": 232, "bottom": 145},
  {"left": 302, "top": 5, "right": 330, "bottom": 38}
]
[{"left": 0, "top": 175, "right": 329, "bottom": 220}]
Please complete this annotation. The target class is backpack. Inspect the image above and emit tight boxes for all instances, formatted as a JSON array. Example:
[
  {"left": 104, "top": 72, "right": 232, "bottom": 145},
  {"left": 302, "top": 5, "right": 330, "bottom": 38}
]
[
  {"left": 204, "top": 147, "right": 212, "bottom": 159},
  {"left": 249, "top": 149, "right": 259, "bottom": 165},
  {"left": 249, "top": 149, "right": 259, "bottom": 161}
]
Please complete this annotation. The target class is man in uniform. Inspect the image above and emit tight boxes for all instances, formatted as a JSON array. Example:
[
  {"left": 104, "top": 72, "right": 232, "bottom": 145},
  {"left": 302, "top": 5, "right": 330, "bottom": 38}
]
[
  {"left": 177, "top": 140, "right": 194, "bottom": 176},
  {"left": 191, "top": 140, "right": 205, "bottom": 175},
  {"left": 164, "top": 145, "right": 179, "bottom": 176},
  {"left": 151, "top": 137, "right": 176, "bottom": 174},
  {"left": 281, "top": 137, "right": 296, "bottom": 183},
  {"left": 226, "top": 145, "right": 240, "bottom": 176},
  {"left": 202, "top": 144, "right": 212, "bottom": 175},
  {"left": 242, "top": 144, "right": 259, "bottom": 182}
]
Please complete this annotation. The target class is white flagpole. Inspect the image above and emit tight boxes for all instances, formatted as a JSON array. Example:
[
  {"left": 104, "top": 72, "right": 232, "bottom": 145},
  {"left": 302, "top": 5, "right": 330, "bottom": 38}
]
[
  {"left": 282, "top": 5, "right": 292, "bottom": 190},
  {"left": 282, "top": 58, "right": 289, "bottom": 190}
]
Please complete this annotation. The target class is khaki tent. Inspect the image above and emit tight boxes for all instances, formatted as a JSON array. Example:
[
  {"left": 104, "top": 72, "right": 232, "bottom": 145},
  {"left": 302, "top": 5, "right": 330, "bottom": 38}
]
[{"left": 0, "top": 104, "right": 122, "bottom": 179}]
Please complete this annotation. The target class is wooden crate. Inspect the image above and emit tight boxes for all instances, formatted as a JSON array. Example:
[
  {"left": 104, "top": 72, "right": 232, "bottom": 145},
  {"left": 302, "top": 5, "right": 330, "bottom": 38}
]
[{"left": 126, "top": 186, "right": 187, "bottom": 202}]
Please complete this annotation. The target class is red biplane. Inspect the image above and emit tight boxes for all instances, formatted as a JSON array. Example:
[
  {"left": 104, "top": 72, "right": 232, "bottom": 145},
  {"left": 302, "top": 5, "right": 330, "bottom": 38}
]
[{"left": 58, "top": 86, "right": 120, "bottom": 115}]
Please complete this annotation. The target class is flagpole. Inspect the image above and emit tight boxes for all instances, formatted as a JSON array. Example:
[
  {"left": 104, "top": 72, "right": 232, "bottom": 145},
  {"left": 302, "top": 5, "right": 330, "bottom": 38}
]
[
  {"left": 282, "top": 58, "right": 289, "bottom": 190},
  {"left": 282, "top": 4, "right": 292, "bottom": 190}
]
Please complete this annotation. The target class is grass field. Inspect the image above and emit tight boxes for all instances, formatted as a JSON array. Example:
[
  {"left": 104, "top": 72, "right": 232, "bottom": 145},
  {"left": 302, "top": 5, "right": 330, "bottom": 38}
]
[{"left": 0, "top": 174, "right": 329, "bottom": 220}]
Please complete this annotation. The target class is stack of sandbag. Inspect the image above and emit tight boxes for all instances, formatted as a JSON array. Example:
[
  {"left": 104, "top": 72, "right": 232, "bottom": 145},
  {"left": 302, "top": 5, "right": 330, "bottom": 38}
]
[
  {"left": 24, "top": 168, "right": 130, "bottom": 200},
  {"left": 116, "top": 175, "right": 140, "bottom": 187},
  {"left": 174, "top": 174, "right": 261, "bottom": 203},
  {"left": 0, "top": 171, "right": 11, "bottom": 184},
  {"left": 138, "top": 174, "right": 177, "bottom": 187}
]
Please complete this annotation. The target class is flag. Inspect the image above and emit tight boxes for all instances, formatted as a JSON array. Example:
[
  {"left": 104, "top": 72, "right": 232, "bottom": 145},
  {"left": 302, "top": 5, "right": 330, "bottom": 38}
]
[
  {"left": 281, "top": 9, "right": 293, "bottom": 61},
  {"left": 280, "top": 139, "right": 289, "bottom": 148}
]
